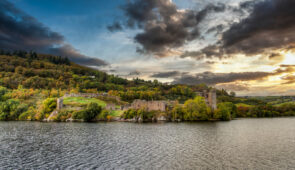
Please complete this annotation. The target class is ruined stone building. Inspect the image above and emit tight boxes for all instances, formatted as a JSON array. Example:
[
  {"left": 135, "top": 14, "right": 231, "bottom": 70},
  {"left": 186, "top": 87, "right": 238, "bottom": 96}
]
[
  {"left": 106, "top": 103, "right": 116, "bottom": 110},
  {"left": 122, "top": 100, "right": 177, "bottom": 112},
  {"left": 196, "top": 89, "right": 217, "bottom": 110},
  {"left": 57, "top": 98, "right": 63, "bottom": 110},
  {"left": 130, "top": 100, "right": 167, "bottom": 112}
]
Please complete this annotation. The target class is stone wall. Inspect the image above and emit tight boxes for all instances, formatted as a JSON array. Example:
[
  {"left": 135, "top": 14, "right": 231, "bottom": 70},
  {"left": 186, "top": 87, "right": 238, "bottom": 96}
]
[
  {"left": 63, "top": 93, "right": 120, "bottom": 101},
  {"left": 129, "top": 100, "right": 168, "bottom": 112},
  {"left": 106, "top": 103, "right": 116, "bottom": 110}
]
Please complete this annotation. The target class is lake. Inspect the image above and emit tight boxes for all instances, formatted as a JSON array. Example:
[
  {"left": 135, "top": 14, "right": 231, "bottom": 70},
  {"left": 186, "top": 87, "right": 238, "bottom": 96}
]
[{"left": 0, "top": 118, "right": 294, "bottom": 169}]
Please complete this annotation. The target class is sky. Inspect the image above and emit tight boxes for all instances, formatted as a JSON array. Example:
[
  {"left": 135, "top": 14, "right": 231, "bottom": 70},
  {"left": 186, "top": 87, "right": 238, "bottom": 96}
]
[{"left": 1, "top": 0, "right": 295, "bottom": 96}]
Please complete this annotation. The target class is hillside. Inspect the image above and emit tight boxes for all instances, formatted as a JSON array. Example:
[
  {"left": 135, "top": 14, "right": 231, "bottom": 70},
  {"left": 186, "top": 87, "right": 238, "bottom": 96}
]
[
  {"left": 0, "top": 50, "right": 216, "bottom": 102},
  {"left": 0, "top": 51, "right": 294, "bottom": 122}
]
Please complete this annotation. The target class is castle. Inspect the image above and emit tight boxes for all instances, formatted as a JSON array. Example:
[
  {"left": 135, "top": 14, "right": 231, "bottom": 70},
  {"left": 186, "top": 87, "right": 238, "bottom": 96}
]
[
  {"left": 55, "top": 90, "right": 217, "bottom": 112},
  {"left": 128, "top": 100, "right": 171, "bottom": 112},
  {"left": 122, "top": 89, "right": 217, "bottom": 112},
  {"left": 196, "top": 89, "right": 217, "bottom": 110}
]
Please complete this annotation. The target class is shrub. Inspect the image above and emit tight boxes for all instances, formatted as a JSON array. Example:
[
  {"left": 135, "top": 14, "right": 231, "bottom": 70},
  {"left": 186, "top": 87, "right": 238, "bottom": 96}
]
[
  {"left": 72, "top": 110, "right": 85, "bottom": 120},
  {"left": 0, "top": 99, "right": 27, "bottom": 120},
  {"left": 55, "top": 110, "right": 72, "bottom": 122},
  {"left": 83, "top": 102, "right": 102, "bottom": 122},
  {"left": 0, "top": 86, "right": 8, "bottom": 101},
  {"left": 72, "top": 103, "right": 102, "bottom": 121},
  {"left": 214, "top": 103, "right": 232, "bottom": 121},
  {"left": 40, "top": 98, "right": 57, "bottom": 119},
  {"left": 19, "top": 107, "right": 36, "bottom": 120},
  {"left": 183, "top": 96, "right": 210, "bottom": 121},
  {"left": 96, "top": 110, "right": 109, "bottom": 121}
]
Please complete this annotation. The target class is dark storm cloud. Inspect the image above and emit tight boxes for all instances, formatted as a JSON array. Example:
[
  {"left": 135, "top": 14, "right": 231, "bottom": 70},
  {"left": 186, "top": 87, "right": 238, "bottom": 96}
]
[
  {"left": 206, "top": 24, "right": 224, "bottom": 34},
  {"left": 107, "top": 21, "right": 123, "bottom": 32},
  {"left": 129, "top": 70, "right": 141, "bottom": 76},
  {"left": 172, "top": 65, "right": 295, "bottom": 85},
  {"left": 109, "top": 0, "right": 226, "bottom": 55},
  {"left": 172, "top": 71, "right": 270, "bottom": 85},
  {"left": 221, "top": 0, "right": 295, "bottom": 55},
  {"left": 180, "top": 45, "right": 222, "bottom": 59},
  {"left": 268, "top": 53, "right": 281, "bottom": 60},
  {"left": 0, "top": 0, "right": 106, "bottom": 66},
  {"left": 150, "top": 71, "right": 185, "bottom": 78}
]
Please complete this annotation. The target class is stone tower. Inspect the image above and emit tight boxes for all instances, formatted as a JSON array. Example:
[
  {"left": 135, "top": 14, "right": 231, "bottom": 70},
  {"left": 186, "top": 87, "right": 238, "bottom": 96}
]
[
  {"left": 208, "top": 89, "right": 217, "bottom": 110},
  {"left": 57, "top": 98, "right": 63, "bottom": 110}
]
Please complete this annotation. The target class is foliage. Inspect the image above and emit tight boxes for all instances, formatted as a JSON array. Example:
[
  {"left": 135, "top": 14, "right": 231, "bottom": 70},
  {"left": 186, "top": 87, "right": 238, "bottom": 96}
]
[
  {"left": 215, "top": 103, "right": 232, "bottom": 121},
  {"left": 0, "top": 86, "right": 8, "bottom": 101},
  {"left": 182, "top": 96, "right": 211, "bottom": 121},
  {"left": 72, "top": 110, "right": 85, "bottom": 120},
  {"left": 96, "top": 110, "right": 110, "bottom": 121},
  {"left": 171, "top": 105, "right": 184, "bottom": 121},
  {"left": 40, "top": 98, "right": 57, "bottom": 119},
  {"left": 122, "top": 108, "right": 158, "bottom": 122},
  {"left": 19, "top": 106, "right": 36, "bottom": 120},
  {"left": 82, "top": 103, "right": 102, "bottom": 122},
  {"left": 55, "top": 110, "right": 72, "bottom": 122},
  {"left": 0, "top": 99, "right": 28, "bottom": 120}
]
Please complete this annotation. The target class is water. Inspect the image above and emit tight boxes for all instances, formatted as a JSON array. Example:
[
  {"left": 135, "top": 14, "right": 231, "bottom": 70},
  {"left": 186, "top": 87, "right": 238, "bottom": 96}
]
[{"left": 0, "top": 118, "right": 294, "bottom": 170}]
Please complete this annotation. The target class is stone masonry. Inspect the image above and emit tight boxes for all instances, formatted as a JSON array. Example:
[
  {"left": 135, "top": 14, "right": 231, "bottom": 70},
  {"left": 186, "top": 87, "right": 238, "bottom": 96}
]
[
  {"left": 131, "top": 100, "right": 168, "bottom": 112},
  {"left": 196, "top": 89, "right": 217, "bottom": 110}
]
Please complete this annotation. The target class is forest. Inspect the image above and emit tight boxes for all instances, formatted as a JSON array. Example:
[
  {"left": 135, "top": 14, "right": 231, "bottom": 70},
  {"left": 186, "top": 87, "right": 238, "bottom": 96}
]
[{"left": 0, "top": 50, "right": 295, "bottom": 122}]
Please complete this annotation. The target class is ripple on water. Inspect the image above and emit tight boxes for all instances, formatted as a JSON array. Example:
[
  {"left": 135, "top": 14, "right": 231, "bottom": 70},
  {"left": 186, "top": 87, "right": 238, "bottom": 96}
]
[{"left": 0, "top": 119, "right": 295, "bottom": 169}]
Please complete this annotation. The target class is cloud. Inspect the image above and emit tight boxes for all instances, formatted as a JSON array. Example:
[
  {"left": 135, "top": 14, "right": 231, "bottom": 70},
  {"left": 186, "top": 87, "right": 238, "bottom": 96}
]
[
  {"left": 129, "top": 70, "right": 141, "bottom": 76},
  {"left": 206, "top": 24, "right": 224, "bottom": 34},
  {"left": 172, "top": 65, "right": 295, "bottom": 85},
  {"left": 107, "top": 21, "right": 123, "bottom": 32},
  {"left": 221, "top": 0, "right": 295, "bottom": 55},
  {"left": 281, "top": 75, "right": 295, "bottom": 85},
  {"left": 179, "top": 0, "right": 295, "bottom": 62},
  {"left": 0, "top": 0, "right": 106, "bottom": 66},
  {"left": 180, "top": 45, "right": 222, "bottom": 59},
  {"left": 215, "top": 83, "right": 250, "bottom": 91},
  {"left": 150, "top": 71, "right": 185, "bottom": 78},
  {"left": 109, "top": 0, "right": 226, "bottom": 56}
]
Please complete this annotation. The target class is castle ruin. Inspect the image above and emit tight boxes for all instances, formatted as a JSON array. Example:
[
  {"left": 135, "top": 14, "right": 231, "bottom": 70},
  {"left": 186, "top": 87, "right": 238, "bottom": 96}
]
[
  {"left": 196, "top": 89, "right": 217, "bottom": 110},
  {"left": 130, "top": 100, "right": 168, "bottom": 112},
  {"left": 57, "top": 98, "right": 63, "bottom": 110}
]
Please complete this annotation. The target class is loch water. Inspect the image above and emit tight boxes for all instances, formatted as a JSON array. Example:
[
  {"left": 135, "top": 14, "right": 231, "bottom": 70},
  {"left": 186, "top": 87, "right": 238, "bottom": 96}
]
[{"left": 0, "top": 118, "right": 295, "bottom": 169}]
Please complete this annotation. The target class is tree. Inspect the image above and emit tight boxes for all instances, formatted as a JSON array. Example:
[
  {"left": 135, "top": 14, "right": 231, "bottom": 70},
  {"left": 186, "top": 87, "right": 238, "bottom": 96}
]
[
  {"left": 215, "top": 103, "right": 231, "bottom": 121},
  {"left": 0, "top": 86, "right": 8, "bottom": 101},
  {"left": 183, "top": 96, "right": 210, "bottom": 121},
  {"left": 83, "top": 102, "right": 102, "bottom": 122},
  {"left": 230, "top": 91, "right": 236, "bottom": 97},
  {"left": 41, "top": 98, "right": 57, "bottom": 119}
]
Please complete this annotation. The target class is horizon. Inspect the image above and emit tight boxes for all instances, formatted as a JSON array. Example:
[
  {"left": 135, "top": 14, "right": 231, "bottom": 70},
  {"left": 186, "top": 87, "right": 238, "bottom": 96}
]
[{"left": 1, "top": 0, "right": 295, "bottom": 96}]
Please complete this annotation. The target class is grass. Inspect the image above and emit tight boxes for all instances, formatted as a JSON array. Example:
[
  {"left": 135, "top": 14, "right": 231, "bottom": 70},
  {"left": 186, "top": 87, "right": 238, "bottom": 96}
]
[
  {"left": 109, "top": 110, "right": 123, "bottom": 117},
  {"left": 235, "top": 103, "right": 253, "bottom": 107},
  {"left": 63, "top": 97, "right": 107, "bottom": 107},
  {"left": 274, "top": 101, "right": 295, "bottom": 107}
]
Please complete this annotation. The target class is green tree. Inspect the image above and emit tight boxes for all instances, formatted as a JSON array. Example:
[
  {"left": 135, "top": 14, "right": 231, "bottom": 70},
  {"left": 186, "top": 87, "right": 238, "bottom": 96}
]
[
  {"left": 41, "top": 98, "right": 57, "bottom": 119},
  {"left": 83, "top": 102, "right": 102, "bottom": 122},
  {"left": 0, "top": 86, "right": 8, "bottom": 101},
  {"left": 183, "top": 96, "right": 210, "bottom": 121},
  {"left": 215, "top": 103, "right": 232, "bottom": 121}
]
